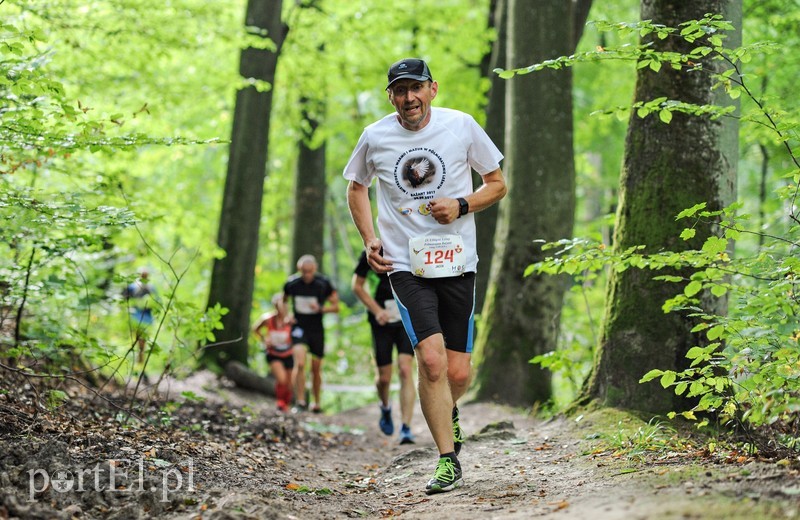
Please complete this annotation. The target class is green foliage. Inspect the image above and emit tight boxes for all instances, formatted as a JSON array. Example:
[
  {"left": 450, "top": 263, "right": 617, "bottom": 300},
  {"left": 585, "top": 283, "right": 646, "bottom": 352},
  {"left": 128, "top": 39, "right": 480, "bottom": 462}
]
[
  {"left": 1, "top": 2, "right": 233, "bottom": 396},
  {"left": 594, "top": 418, "right": 688, "bottom": 461},
  {"left": 45, "top": 389, "right": 68, "bottom": 410},
  {"left": 2, "top": 0, "right": 497, "bottom": 417},
  {"left": 527, "top": 11, "right": 800, "bottom": 450}
]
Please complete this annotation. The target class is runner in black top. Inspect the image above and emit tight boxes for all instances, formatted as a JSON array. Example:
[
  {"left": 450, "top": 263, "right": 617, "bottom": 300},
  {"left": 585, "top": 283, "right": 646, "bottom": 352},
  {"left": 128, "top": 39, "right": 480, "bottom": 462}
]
[
  {"left": 352, "top": 251, "right": 416, "bottom": 444},
  {"left": 281, "top": 254, "right": 339, "bottom": 413}
]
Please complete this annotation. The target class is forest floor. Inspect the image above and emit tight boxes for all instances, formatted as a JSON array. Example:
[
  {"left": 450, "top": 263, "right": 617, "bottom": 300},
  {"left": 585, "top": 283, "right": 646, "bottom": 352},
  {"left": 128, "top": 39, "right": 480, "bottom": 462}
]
[{"left": 1, "top": 369, "right": 799, "bottom": 520}]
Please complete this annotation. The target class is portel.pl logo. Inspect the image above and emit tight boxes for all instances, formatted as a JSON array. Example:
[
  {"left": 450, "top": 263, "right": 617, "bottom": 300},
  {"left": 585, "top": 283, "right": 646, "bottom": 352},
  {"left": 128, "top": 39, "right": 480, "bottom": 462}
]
[{"left": 28, "top": 458, "right": 195, "bottom": 502}]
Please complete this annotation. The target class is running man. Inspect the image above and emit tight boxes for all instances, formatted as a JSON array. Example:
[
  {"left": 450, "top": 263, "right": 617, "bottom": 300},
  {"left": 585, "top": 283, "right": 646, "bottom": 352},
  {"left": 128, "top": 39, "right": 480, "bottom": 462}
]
[
  {"left": 344, "top": 58, "right": 507, "bottom": 494},
  {"left": 352, "top": 250, "right": 416, "bottom": 444},
  {"left": 282, "top": 254, "right": 339, "bottom": 413}
]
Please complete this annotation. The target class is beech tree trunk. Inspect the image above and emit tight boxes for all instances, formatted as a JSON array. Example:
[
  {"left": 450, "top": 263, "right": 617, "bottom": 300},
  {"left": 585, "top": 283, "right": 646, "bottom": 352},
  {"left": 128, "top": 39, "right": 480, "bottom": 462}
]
[
  {"left": 292, "top": 100, "right": 326, "bottom": 268},
  {"left": 474, "top": 0, "right": 577, "bottom": 406},
  {"left": 584, "top": 0, "right": 741, "bottom": 413},
  {"left": 474, "top": 0, "right": 506, "bottom": 314},
  {"left": 202, "top": 0, "right": 286, "bottom": 368}
]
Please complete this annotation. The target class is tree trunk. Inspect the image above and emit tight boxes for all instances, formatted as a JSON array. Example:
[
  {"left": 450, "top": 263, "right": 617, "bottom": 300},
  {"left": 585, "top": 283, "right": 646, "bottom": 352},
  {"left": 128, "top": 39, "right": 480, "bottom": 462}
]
[
  {"left": 292, "top": 100, "right": 326, "bottom": 269},
  {"left": 474, "top": 0, "right": 592, "bottom": 314},
  {"left": 225, "top": 360, "right": 276, "bottom": 396},
  {"left": 474, "top": 0, "right": 577, "bottom": 406},
  {"left": 202, "top": 0, "right": 286, "bottom": 369},
  {"left": 585, "top": 0, "right": 741, "bottom": 413},
  {"left": 474, "top": 0, "right": 506, "bottom": 314}
]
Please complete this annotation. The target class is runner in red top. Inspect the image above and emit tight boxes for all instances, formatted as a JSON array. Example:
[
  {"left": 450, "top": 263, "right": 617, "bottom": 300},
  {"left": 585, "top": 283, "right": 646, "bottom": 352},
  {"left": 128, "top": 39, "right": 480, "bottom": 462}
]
[{"left": 253, "top": 294, "right": 294, "bottom": 412}]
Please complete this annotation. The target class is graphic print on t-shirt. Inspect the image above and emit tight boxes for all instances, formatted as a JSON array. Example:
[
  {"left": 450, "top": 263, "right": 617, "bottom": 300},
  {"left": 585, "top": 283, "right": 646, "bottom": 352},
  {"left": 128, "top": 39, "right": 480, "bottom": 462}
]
[{"left": 394, "top": 147, "right": 446, "bottom": 200}]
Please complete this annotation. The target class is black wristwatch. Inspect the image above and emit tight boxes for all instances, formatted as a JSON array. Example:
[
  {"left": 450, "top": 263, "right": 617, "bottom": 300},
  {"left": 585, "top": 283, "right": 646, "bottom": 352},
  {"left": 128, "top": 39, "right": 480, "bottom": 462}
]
[{"left": 456, "top": 197, "right": 469, "bottom": 218}]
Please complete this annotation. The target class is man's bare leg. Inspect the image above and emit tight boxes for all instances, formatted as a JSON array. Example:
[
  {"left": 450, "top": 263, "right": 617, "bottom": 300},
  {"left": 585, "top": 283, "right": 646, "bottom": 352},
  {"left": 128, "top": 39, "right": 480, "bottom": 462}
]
[
  {"left": 446, "top": 350, "right": 472, "bottom": 405},
  {"left": 415, "top": 333, "right": 454, "bottom": 455},
  {"left": 398, "top": 353, "right": 416, "bottom": 427},
  {"left": 292, "top": 345, "right": 307, "bottom": 407},
  {"left": 310, "top": 356, "right": 323, "bottom": 410},
  {"left": 376, "top": 364, "right": 392, "bottom": 407}
]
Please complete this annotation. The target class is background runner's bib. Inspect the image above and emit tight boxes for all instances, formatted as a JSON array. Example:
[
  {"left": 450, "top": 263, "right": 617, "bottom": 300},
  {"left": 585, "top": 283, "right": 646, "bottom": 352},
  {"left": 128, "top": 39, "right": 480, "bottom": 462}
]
[
  {"left": 294, "top": 296, "right": 318, "bottom": 314},
  {"left": 408, "top": 234, "right": 467, "bottom": 278},
  {"left": 383, "top": 299, "right": 401, "bottom": 323},
  {"left": 269, "top": 330, "right": 292, "bottom": 351}
]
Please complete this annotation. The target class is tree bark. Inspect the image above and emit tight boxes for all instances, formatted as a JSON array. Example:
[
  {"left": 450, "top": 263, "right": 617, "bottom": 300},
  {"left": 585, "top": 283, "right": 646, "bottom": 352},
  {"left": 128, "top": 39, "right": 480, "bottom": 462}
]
[
  {"left": 292, "top": 100, "right": 326, "bottom": 268},
  {"left": 474, "top": 0, "right": 576, "bottom": 406},
  {"left": 225, "top": 360, "right": 276, "bottom": 396},
  {"left": 202, "top": 0, "right": 286, "bottom": 368},
  {"left": 584, "top": 0, "right": 741, "bottom": 413},
  {"left": 474, "top": 0, "right": 506, "bottom": 314},
  {"left": 475, "top": 0, "right": 592, "bottom": 314}
]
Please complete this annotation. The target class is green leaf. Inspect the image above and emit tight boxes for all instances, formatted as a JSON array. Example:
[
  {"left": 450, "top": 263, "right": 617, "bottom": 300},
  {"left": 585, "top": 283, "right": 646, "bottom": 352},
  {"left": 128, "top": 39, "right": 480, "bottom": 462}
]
[
  {"left": 496, "top": 68, "right": 516, "bottom": 79},
  {"left": 684, "top": 280, "right": 703, "bottom": 297},
  {"left": 659, "top": 109, "right": 672, "bottom": 123},
  {"left": 680, "top": 228, "right": 696, "bottom": 240},
  {"left": 710, "top": 284, "right": 727, "bottom": 297},
  {"left": 676, "top": 202, "right": 707, "bottom": 220},
  {"left": 707, "top": 325, "right": 725, "bottom": 340},
  {"left": 660, "top": 371, "right": 676, "bottom": 388},
  {"left": 686, "top": 346, "right": 705, "bottom": 359},
  {"left": 639, "top": 369, "right": 664, "bottom": 383},
  {"left": 702, "top": 236, "right": 728, "bottom": 255}
]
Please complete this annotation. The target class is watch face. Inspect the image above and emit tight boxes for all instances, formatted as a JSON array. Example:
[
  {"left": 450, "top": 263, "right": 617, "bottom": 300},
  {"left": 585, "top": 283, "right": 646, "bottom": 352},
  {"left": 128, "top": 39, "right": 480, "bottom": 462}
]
[{"left": 459, "top": 198, "right": 468, "bottom": 215}]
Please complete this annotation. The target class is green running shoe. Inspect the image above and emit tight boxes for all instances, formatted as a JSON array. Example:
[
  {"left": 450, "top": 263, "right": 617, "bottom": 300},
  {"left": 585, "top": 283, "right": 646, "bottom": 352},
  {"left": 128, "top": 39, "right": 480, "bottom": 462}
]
[
  {"left": 425, "top": 456, "right": 463, "bottom": 495},
  {"left": 452, "top": 406, "right": 464, "bottom": 456}
]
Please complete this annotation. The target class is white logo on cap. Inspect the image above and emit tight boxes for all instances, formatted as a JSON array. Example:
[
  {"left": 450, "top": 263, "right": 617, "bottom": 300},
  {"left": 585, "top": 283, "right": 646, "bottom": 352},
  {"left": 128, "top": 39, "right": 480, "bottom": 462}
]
[{"left": 399, "top": 63, "right": 407, "bottom": 69}]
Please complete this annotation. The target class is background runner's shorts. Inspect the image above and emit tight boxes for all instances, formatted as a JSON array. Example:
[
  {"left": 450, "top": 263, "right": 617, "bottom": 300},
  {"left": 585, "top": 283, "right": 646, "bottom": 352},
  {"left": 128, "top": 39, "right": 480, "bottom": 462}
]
[
  {"left": 372, "top": 323, "right": 413, "bottom": 367},
  {"left": 266, "top": 352, "right": 295, "bottom": 370},
  {"left": 388, "top": 271, "right": 476, "bottom": 353},
  {"left": 291, "top": 325, "right": 326, "bottom": 358}
]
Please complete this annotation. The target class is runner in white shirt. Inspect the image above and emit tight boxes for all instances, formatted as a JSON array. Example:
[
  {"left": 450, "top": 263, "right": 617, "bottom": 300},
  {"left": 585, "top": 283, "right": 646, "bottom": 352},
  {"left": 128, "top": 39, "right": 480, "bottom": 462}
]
[{"left": 344, "top": 58, "right": 507, "bottom": 495}]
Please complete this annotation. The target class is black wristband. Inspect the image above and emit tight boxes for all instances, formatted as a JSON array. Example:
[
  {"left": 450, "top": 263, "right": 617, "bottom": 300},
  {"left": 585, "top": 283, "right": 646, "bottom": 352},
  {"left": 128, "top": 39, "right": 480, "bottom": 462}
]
[{"left": 456, "top": 197, "right": 469, "bottom": 218}]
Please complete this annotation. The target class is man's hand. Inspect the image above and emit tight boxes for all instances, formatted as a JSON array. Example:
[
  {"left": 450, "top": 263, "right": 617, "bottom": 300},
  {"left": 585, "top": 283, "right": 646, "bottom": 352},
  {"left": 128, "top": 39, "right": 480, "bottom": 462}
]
[
  {"left": 374, "top": 309, "right": 391, "bottom": 326},
  {"left": 428, "top": 197, "right": 460, "bottom": 224},
  {"left": 366, "top": 238, "right": 393, "bottom": 274}
]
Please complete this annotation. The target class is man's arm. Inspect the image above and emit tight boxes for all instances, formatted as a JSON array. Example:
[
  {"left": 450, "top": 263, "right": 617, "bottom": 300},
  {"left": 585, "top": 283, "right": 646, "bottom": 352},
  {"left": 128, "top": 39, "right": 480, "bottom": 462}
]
[
  {"left": 351, "top": 274, "right": 390, "bottom": 325},
  {"left": 347, "top": 180, "right": 393, "bottom": 273},
  {"left": 252, "top": 314, "right": 269, "bottom": 345},
  {"left": 278, "top": 292, "right": 295, "bottom": 324},
  {"left": 323, "top": 290, "right": 340, "bottom": 314},
  {"left": 429, "top": 168, "right": 507, "bottom": 225}
]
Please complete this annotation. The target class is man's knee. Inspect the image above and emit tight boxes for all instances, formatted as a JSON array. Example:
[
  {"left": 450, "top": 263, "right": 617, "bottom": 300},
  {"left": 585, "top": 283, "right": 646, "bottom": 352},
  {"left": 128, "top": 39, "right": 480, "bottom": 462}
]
[
  {"left": 376, "top": 366, "right": 392, "bottom": 386},
  {"left": 446, "top": 350, "right": 472, "bottom": 387},
  {"left": 397, "top": 360, "right": 413, "bottom": 381},
  {"left": 415, "top": 338, "right": 447, "bottom": 382},
  {"left": 448, "top": 363, "right": 471, "bottom": 387}
]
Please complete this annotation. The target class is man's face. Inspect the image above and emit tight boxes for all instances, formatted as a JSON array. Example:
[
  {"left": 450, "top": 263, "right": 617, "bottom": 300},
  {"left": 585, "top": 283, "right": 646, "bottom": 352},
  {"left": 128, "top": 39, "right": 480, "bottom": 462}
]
[
  {"left": 300, "top": 261, "right": 317, "bottom": 281},
  {"left": 388, "top": 79, "right": 438, "bottom": 131}
]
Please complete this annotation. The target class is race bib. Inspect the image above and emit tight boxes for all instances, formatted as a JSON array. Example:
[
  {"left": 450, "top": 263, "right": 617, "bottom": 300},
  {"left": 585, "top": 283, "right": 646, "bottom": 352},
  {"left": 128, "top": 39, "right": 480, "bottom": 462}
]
[
  {"left": 269, "top": 330, "right": 292, "bottom": 350},
  {"left": 408, "top": 234, "right": 467, "bottom": 278},
  {"left": 294, "top": 296, "right": 319, "bottom": 314},
  {"left": 383, "top": 299, "right": 402, "bottom": 324}
]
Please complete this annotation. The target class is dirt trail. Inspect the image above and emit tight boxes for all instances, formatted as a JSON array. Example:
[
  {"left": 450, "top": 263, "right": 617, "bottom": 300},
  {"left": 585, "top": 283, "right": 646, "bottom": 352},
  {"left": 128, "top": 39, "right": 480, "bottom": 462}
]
[{"left": 1, "top": 372, "right": 798, "bottom": 519}]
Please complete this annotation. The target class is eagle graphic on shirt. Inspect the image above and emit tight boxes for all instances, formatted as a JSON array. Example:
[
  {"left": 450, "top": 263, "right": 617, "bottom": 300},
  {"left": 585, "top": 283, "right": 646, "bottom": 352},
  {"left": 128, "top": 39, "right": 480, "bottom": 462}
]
[{"left": 403, "top": 157, "right": 435, "bottom": 188}]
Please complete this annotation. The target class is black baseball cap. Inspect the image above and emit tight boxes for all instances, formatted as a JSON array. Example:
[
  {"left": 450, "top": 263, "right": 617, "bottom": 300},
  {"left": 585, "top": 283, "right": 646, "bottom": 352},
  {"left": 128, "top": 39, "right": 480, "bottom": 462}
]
[{"left": 386, "top": 58, "right": 433, "bottom": 89}]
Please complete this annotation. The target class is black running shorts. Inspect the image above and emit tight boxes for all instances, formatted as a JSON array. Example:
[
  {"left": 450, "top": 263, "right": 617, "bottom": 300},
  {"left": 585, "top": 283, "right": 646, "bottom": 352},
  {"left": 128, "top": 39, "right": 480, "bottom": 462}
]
[
  {"left": 266, "top": 352, "right": 295, "bottom": 370},
  {"left": 372, "top": 323, "right": 413, "bottom": 367},
  {"left": 388, "top": 271, "right": 476, "bottom": 353},
  {"left": 290, "top": 325, "right": 325, "bottom": 358}
]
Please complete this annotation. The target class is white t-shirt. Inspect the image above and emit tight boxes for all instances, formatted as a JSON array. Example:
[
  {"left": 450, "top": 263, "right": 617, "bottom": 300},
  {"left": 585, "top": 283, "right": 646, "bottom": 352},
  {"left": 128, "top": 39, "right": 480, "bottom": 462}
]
[{"left": 344, "top": 107, "right": 503, "bottom": 274}]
